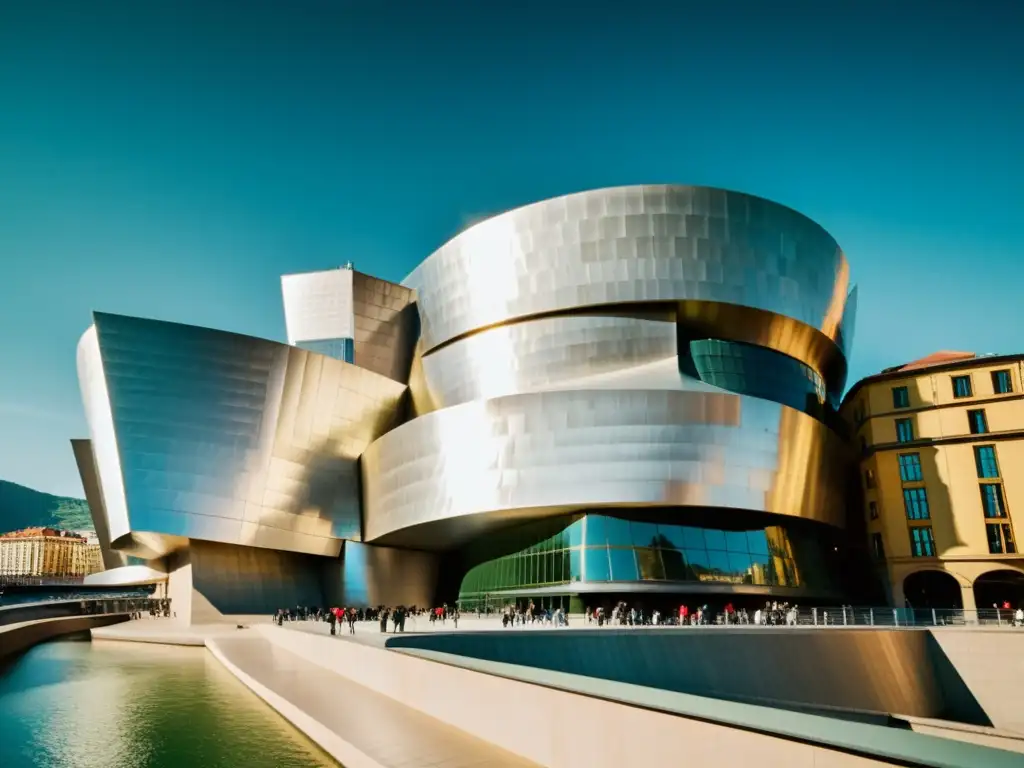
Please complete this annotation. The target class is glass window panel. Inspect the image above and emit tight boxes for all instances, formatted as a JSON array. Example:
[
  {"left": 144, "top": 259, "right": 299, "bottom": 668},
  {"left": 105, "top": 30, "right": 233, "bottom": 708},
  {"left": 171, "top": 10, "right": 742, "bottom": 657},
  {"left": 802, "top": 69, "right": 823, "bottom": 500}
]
[
  {"left": 609, "top": 547, "right": 639, "bottom": 581},
  {"left": 952, "top": 375, "right": 973, "bottom": 398},
  {"left": 968, "top": 409, "right": 988, "bottom": 435},
  {"left": 707, "top": 549, "right": 731, "bottom": 573},
  {"left": 724, "top": 531, "right": 749, "bottom": 552},
  {"left": 896, "top": 418, "right": 914, "bottom": 443},
  {"left": 584, "top": 547, "right": 610, "bottom": 582},
  {"left": 565, "top": 518, "right": 583, "bottom": 547},
  {"left": 974, "top": 446, "right": 1000, "bottom": 479},
  {"left": 684, "top": 548, "right": 710, "bottom": 574},
  {"left": 746, "top": 530, "right": 770, "bottom": 555},
  {"left": 992, "top": 370, "right": 1013, "bottom": 394},
  {"left": 662, "top": 549, "right": 691, "bottom": 581},
  {"left": 603, "top": 517, "right": 632, "bottom": 546},
  {"left": 898, "top": 453, "right": 923, "bottom": 483},
  {"left": 749, "top": 552, "right": 771, "bottom": 585},
  {"left": 980, "top": 483, "right": 1007, "bottom": 518},
  {"left": 681, "top": 527, "right": 706, "bottom": 549},
  {"left": 560, "top": 550, "right": 570, "bottom": 581},
  {"left": 584, "top": 515, "right": 607, "bottom": 546},
  {"left": 704, "top": 528, "right": 728, "bottom": 551},
  {"left": 987, "top": 523, "right": 1003, "bottom": 554},
  {"left": 636, "top": 548, "right": 665, "bottom": 580},
  {"left": 569, "top": 549, "right": 582, "bottom": 581},
  {"left": 727, "top": 551, "right": 753, "bottom": 578},
  {"left": 892, "top": 386, "right": 910, "bottom": 408},
  {"left": 903, "top": 488, "right": 930, "bottom": 520},
  {"left": 1002, "top": 524, "right": 1016, "bottom": 554},
  {"left": 909, "top": 527, "right": 935, "bottom": 557},
  {"left": 655, "top": 523, "right": 685, "bottom": 550},
  {"left": 630, "top": 521, "right": 659, "bottom": 548}
]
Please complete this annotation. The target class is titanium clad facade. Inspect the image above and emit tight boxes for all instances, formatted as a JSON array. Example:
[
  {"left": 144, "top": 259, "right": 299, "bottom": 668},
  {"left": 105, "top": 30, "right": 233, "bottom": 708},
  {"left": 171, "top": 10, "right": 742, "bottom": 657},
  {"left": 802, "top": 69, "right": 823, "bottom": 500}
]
[
  {"left": 362, "top": 389, "right": 848, "bottom": 549},
  {"left": 351, "top": 270, "right": 418, "bottom": 383},
  {"left": 281, "top": 266, "right": 356, "bottom": 361},
  {"left": 70, "top": 438, "right": 130, "bottom": 570},
  {"left": 403, "top": 185, "right": 851, "bottom": 360},
  {"left": 73, "top": 184, "right": 861, "bottom": 614},
  {"left": 77, "top": 312, "right": 405, "bottom": 559}
]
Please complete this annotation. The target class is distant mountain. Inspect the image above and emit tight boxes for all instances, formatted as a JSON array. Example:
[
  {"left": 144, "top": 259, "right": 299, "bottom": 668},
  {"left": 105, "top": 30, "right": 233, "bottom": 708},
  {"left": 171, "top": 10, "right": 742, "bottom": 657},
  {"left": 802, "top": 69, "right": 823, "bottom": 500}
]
[{"left": 0, "top": 479, "right": 94, "bottom": 534}]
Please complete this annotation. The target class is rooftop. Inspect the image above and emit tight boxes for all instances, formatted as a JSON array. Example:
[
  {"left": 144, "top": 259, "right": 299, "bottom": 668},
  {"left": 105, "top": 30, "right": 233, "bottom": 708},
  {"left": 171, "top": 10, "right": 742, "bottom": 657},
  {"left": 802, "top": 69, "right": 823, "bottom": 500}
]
[{"left": 881, "top": 350, "right": 977, "bottom": 374}]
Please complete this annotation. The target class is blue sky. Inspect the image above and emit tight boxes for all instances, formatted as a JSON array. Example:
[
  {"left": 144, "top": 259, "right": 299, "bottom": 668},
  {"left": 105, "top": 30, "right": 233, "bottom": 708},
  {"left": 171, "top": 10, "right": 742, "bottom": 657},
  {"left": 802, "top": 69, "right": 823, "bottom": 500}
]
[{"left": 0, "top": 0, "right": 1021, "bottom": 497}]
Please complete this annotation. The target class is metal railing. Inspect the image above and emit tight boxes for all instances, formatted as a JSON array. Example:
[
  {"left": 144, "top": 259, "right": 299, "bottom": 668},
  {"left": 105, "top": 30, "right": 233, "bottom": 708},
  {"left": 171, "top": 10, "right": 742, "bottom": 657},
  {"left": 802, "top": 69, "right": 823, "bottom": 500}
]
[
  {"left": 592, "top": 606, "right": 1024, "bottom": 628},
  {"left": 0, "top": 597, "right": 172, "bottom": 627}
]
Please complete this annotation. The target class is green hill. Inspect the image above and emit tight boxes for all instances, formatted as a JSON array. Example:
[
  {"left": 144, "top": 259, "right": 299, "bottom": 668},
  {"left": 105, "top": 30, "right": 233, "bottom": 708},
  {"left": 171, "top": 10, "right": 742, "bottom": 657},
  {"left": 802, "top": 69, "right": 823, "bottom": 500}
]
[{"left": 0, "top": 479, "right": 94, "bottom": 534}]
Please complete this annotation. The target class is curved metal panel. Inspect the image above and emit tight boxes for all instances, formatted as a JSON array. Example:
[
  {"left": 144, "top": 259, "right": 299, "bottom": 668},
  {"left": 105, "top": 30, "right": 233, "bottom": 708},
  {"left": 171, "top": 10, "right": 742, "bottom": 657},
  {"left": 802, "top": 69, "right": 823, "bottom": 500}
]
[
  {"left": 405, "top": 185, "right": 851, "bottom": 358},
  {"left": 83, "top": 564, "right": 167, "bottom": 587},
  {"left": 418, "top": 314, "right": 678, "bottom": 409},
  {"left": 78, "top": 312, "right": 406, "bottom": 558},
  {"left": 362, "top": 388, "right": 848, "bottom": 548}
]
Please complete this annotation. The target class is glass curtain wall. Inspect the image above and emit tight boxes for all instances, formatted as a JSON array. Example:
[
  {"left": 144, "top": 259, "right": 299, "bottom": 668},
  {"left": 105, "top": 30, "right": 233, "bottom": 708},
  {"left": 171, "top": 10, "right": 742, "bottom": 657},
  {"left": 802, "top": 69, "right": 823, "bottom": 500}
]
[{"left": 457, "top": 513, "right": 827, "bottom": 609}]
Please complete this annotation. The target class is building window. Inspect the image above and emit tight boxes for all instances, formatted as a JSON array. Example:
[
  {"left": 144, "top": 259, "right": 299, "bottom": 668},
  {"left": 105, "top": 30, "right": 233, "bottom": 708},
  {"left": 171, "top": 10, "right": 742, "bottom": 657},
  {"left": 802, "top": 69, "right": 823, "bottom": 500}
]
[
  {"left": 992, "top": 369, "right": 1013, "bottom": 395},
  {"left": 903, "top": 487, "right": 930, "bottom": 520},
  {"left": 974, "top": 445, "right": 1000, "bottom": 479},
  {"left": 853, "top": 401, "right": 865, "bottom": 424},
  {"left": 869, "top": 501, "right": 879, "bottom": 520},
  {"left": 898, "top": 453, "right": 923, "bottom": 483},
  {"left": 864, "top": 469, "right": 876, "bottom": 489},
  {"left": 892, "top": 386, "right": 910, "bottom": 409},
  {"left": 871, "top": 533, "right": 885, "bottom": 560},
  {"left": 859, "top": 436, "right": 868, "bottom": 455},
  {"left": 980, "top": 483, "right": 1007, "bottom": 518},
  {"left": 952, "top": 375, "right": 973, "bottom": 398},
  {"left": 895, "top": 418, "right": 914, "bottom": 443},
  {"left": 986, "top": 523, "right": 1017, "bottom": 555},
  {"left": 909, "top": 526, "right": 935, "bottom": 557},
  {"left": 967, "top": 409, "right": 988, "bottom": 435}
]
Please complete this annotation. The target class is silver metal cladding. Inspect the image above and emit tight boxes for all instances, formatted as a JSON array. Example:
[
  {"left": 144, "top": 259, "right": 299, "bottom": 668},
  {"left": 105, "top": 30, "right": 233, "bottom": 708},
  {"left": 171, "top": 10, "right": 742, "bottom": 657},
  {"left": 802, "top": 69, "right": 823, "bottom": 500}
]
[
  {"left": 78, "top": 312, "right": 406, "bottom": 558},
  {"left": 405, "top": 185, "right": 851, "bottom": 359},
  {"left": 361, "top": 388, "right": 848, "bottom": 549}
]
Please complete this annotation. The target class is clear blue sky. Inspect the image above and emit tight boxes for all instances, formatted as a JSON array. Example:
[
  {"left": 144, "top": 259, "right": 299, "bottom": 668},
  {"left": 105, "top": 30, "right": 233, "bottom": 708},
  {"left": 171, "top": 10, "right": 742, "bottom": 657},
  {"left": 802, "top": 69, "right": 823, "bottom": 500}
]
[{"left": 0, "top": 0, "right": 1021, "bottom": 497}]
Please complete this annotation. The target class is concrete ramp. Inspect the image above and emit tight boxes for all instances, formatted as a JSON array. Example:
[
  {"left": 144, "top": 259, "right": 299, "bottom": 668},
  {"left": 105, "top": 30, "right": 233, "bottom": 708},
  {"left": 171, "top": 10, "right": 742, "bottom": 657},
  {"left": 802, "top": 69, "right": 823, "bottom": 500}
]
[{"left": 207, "top": 632, "right": 539, "bottom": 768}]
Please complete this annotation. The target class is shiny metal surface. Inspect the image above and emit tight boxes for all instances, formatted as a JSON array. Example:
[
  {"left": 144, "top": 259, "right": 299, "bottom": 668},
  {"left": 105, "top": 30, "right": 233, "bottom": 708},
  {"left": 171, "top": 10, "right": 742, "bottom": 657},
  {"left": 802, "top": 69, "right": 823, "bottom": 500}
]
[
  {"left": 405, "top": 185, "right": 852, "bottom": 359},
  {"left": 351, "top": 269, "right": 418, "bottom": 382},
  {"left": 281, "top": 266, "right": 355, "bottom": 346},
  {"left": 362, "top": 388, "right": 848, "bottom": 548},
  {"left": 418, "top": 314, "right": 678, "bottom": 409},
  {"left": 82, "top": 563, "right": 167, "bottom": 586},
  {"left": 327, "top": 541, "right": 438, "bottom": 608},
  {"left": 188, "top": 540, "right": 327, "bottom": 616},
  {"left": 70, "top": 438, "right": 129, "bottom": 570},
  {"left": 78, "top": 312, "right": 406, "bottom": 558}
]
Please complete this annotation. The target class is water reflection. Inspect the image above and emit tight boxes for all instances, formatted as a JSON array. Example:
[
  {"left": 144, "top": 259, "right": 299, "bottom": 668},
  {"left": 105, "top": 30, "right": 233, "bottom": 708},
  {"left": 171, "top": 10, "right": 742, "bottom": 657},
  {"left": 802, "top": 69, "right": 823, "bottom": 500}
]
[{"left": 0, "top": 637, "right": 335, "bottom": 768}]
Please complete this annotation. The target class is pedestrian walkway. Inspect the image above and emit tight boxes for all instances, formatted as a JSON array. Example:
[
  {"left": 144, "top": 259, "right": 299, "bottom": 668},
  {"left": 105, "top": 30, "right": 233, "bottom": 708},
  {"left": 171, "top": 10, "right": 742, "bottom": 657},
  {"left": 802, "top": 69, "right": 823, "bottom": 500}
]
[{"left": 208, "top": 632, "right": 538, "bottom": 768}]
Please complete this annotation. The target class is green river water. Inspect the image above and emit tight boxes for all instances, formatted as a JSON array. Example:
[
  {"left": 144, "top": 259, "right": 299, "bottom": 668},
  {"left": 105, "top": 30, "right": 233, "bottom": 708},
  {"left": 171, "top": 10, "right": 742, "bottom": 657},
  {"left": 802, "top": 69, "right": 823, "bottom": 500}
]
[{"left": 0, "top": 636, "right": 336, "bottom": 767}]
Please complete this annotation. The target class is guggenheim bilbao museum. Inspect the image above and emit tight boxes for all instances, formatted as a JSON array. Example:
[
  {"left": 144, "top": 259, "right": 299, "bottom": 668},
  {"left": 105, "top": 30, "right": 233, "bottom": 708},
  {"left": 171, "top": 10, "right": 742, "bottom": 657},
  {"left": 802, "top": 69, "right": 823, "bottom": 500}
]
[{"left": 72, "top": 185, "right": 863, "bottom": 623}]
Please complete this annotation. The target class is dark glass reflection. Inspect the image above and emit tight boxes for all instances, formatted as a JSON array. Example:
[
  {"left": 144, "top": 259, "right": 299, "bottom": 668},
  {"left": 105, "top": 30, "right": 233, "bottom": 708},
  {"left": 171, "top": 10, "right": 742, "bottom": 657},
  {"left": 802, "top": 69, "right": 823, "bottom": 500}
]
[
  {"left": 683, "top": 337, "right": 835, "bottom": 416},
  {"left": 457, "top": 513, "right": 839, "bottom": 603}
]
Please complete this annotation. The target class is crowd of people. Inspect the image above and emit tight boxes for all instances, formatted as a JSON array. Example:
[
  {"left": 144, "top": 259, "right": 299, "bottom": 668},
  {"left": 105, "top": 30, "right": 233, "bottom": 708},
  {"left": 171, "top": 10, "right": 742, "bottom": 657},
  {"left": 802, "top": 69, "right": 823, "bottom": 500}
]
[
  {"left": 272, "top": 604, "right": 461, "bottom": 634},
  {"left": 272, "top": 599, "right": 1024, "bottom": 633}
]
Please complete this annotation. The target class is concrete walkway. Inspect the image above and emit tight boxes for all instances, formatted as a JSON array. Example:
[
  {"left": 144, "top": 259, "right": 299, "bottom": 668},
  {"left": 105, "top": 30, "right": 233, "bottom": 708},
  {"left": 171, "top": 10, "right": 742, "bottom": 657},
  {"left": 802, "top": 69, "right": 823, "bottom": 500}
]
[{"left": 208, "top": 632, "right": 538, "bottom": 768}]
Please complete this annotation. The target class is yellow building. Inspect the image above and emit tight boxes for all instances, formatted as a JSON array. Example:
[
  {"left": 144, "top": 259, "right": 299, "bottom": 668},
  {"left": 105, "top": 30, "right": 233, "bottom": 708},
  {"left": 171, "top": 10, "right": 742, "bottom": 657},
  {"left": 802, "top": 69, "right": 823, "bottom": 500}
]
[
  {"left": 843, "top": 351, "right": 1024, "bottom": 612},
  {"left": 0, "top": 527, "right": 104, "bottom": 579}
]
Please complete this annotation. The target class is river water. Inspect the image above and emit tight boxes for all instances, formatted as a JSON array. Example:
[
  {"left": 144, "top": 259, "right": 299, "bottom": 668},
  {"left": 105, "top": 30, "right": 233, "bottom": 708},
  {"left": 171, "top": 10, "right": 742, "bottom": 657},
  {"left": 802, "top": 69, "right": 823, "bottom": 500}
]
[{"left": 0, "top": 636, "right": 336, "bottom": 767}]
